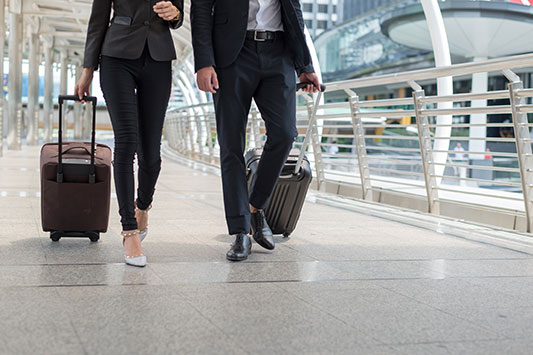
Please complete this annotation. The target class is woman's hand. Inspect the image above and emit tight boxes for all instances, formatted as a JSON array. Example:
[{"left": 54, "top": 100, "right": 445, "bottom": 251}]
[
  {"left": 74, "top": 68, "right": 95, "bottom": 101},
  {"left": 153, "top": 1, "right": 180, "bottom": 21}
]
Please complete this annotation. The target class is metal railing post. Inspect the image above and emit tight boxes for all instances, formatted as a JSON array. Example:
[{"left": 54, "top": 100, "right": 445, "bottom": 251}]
[
  {"left": 346, "top": 89, "right": 372, "bottom": 200},
  {"left": 505, "top": 70, "right": 533, "bottom": 232},
  {"left": 411, "top": 82, "right": 440, "bottom": 214},
  {"left": 187, "top": 110, "right": 196, "bottom": 158},
  {"left": 251, "top": 104, "right": 262, "bottom": 149},
  {"left": 194, "top": 109, "right": 205, "bottom": 160},
  {"left": 306, "top": 96, "right": 326, "bottom": 191}
]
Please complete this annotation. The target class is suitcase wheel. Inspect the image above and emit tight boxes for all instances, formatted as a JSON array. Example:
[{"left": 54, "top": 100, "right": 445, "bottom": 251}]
[
  {"left": 88, "top": 232, "right": 100, "bottom": 243},
  {"left": 50, "top": 231, "right": 62, "bottom": 242},
  {"left": 283, "top": 233, "right": 291, "bottom": 238}
]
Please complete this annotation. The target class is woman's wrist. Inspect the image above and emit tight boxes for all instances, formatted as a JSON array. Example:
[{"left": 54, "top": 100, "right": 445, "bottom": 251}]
[{"left": 171, "top": 6, "right": 180, "bottom": 21}]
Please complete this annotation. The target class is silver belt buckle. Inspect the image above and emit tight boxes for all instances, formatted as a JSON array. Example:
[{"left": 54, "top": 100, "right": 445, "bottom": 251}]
[{"left": 254, "top": 30, "right": 267, "bottom": 42}]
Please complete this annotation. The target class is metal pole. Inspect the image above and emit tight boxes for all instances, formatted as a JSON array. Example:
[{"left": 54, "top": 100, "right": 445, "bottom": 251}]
[
  {"left": 81, "top": 78, "right": 93, "bottom": 139},
  {"left": 412, "top": 82, "right": 440, "bottom": 214},
  {"left": 59, "top": 50, "right": 68, "bottom": 134},
  {"left": 469, "top": 57, "right": 489, "bottom": 159},
  {"left": 420, "top": 0, "right": 453, "bottom": 186},
  {"left": 43, "top": 42, "right": 54, "bottom": 142},
  {"left": 7, "top": 11, "right": 22, "bottom": 150},
  {"left": 505, "top": 70, "right": 533, "bottom": 232},
  {"left": 346, "top": 89, "right": 372, "bottom": 200},
  {"left": 73, "top": 63, "right": 83, "bottom": 139},
  {"left": 27, "top": 32, "right": 40, "bottom": 145},
  {"left": 0, "top": 0, "right": 5, "bottom": 156}
]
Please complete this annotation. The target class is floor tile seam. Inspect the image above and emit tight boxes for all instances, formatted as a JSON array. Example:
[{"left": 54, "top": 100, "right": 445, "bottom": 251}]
[
  {"left": 378, "top": 284, "right": 515, "bottom": 338},
  {"left": 279, "top": 283, "right": 387, "bottom": 346},
  {"left": 384, "top": 336, "right": 519, "bottom": 347},
  {"left": 5, "top": 274, "right": 533, "bottom": 290},
  {"left": 3, "top": 257, "right": 533, "bottom": 267}
]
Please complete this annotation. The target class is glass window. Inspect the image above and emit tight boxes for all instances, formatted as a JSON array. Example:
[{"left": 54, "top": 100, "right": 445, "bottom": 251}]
[
  {"left": 303, "top": 3, "right": 313, "bottom": 12},
  {"left": 318, "top": 4, "right": 328, "bottom": 13},
  {"left": 317, "top": 20, "right": 327, "bottom": 29},
  {"left": 304, "top": 20, "right": 313, "bottom": 28}
]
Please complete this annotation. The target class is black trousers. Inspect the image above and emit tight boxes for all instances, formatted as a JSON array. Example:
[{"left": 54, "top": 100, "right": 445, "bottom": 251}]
[
  {"left": 100, "top": 45, "right": 171, "bottom": 231},
  {"left": 213, "top": 38, "right": 297, "bottom": 235}
]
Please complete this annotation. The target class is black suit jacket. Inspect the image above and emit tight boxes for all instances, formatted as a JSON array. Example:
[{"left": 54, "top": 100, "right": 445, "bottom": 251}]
[
  {"left": 190, "top": 0, "right": 314, "bottom": 75},
  {"left": 84, "top": 0, "right": 184, "bottom": 69}
]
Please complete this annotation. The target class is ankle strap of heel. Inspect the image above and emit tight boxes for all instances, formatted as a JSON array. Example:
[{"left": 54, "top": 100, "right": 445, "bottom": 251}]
[{"left": 121, "top": 230, "right": 140, "bottom": 238}]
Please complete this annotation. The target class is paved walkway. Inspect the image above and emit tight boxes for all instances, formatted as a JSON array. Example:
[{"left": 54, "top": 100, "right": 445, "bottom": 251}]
[{"left": 1, "top": 145, "right": 533, "bottom": 355}]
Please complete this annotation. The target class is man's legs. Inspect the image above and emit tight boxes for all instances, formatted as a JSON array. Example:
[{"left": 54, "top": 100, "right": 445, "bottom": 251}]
[
  {"left": 213, "top": 41, "right": 260, "bottom": 236},
  {"left": 249, "top": 40, "right": 297, "bottom": 212}
]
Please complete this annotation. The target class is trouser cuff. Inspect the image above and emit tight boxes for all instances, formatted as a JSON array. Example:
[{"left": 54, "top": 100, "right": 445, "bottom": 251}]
[
  {"left": 226, "top": 214, "right": 251, "bottom": 235},
  {"left": 249, "top": 188, "right": 271, "bottom": 211}
]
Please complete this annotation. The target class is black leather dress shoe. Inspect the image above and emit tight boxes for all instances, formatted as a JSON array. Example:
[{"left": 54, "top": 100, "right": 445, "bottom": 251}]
[
  {"left": 226, "top": 233, "right": 252, "bottom": 261},
  {"left": 250, "top": 210, "right": 275, "bottom": 250}
]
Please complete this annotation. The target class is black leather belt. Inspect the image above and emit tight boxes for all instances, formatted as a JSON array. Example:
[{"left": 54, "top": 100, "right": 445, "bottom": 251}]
[{"left": 246, "top": 30, "right": 284, "bottom": 42}]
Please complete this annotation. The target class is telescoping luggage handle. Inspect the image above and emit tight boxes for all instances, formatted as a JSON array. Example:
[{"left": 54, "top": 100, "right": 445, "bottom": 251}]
[
  {"left": 294, "top": 82, "right": 326, "bottom": 174},
  {"left": 56, "top": 95, "right": 98, "bottom": 184}
]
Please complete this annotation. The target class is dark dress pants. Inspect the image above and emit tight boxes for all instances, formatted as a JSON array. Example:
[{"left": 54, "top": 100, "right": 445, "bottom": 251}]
[
  {"left": 100, "top": 45, "right": 171, "bottom": 231},
  {"left": 213, "top": 38, "right": 297, "bottom": 235}
]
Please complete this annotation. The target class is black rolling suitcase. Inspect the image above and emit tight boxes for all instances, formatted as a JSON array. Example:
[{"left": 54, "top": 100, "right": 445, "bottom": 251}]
[
  {"left": 40, "top": 95, "right": 112, "bottom": 242},
  {"left": 245, "top": 82, "right": 325, "bottom": 237}
]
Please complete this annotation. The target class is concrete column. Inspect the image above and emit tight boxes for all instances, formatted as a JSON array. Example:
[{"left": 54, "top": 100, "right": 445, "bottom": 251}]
[
  {"left": 59, "top": 50, "right": 68, "bottom": 134},
  {"left": 26, "top": 32, "right": 41, "bottom": 145},
  {"left": 0, "top": 0, "right": 5, "bottom": 157},
  {"left": 73, "top": 64, "right": 83, "bottom": 139},
  {"left": 7, "top": 12, "right": 23, "bottom": 150},
  {"left": 469, "top": 57, "right": 489, "bottom": 159},
  {"left": 43, "top": 43, "right": 54, "bottom": 142}
]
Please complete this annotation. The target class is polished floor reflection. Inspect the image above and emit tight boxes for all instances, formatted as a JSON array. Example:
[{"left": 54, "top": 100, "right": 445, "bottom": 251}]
[{"left": 1, "top": 145, "right": 533, "bottom": 354}]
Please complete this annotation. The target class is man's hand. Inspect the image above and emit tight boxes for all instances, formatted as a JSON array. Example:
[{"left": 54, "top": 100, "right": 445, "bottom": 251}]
[
  {"left": 153, "top": 1, "right": 180, "bottom": 21},
  {"left": 298, "top": 72, "right": 321, "bottom": 93},
  {"left": 197, "top": 66, "right": 219, "bottom": 94},
  {"left": 74, "top": 68, "right": 94, "bottom": 102}
]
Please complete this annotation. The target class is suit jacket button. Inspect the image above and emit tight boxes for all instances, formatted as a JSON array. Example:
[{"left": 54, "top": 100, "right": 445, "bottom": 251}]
[{"left": 144, "top": 20, "right": 150, "bottom": 26}]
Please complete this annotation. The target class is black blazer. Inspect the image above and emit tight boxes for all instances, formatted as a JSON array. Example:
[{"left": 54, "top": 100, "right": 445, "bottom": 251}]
[
  {"left": 191, "top": 0, "right": 314, "bottom": 75},
  {"left": 84, "top": 0, "right": 184, "bottom": 69}
]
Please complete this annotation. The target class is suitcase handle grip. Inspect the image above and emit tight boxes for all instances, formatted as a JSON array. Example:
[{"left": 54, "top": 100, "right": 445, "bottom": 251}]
[
  {"left": 296, "top": 82, "right": 326, "bottom": 93},
  {"left": 57, "top": 95, "right": 98, "bottom": 184},
  {"left": 58, "top": 95, "right": 97, "bottom": 104}
]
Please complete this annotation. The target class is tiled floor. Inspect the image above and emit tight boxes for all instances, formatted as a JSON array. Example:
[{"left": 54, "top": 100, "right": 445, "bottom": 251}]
[{"left": 1, "top": 145, "right": 533, "bottom": 354}]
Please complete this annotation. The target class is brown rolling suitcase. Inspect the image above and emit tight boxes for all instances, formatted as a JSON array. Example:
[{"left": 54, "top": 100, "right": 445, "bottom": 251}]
[{"left": 40, "top": 95, "right": 112, "bottom": 242}]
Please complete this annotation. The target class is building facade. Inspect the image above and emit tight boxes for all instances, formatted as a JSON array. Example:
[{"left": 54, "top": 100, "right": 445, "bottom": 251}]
[
  {"left": 301, "top": 0, "right": 339, "bottom": 38},
  {"left": 340, "top": 0, "right": 394, "bottom": 22}
]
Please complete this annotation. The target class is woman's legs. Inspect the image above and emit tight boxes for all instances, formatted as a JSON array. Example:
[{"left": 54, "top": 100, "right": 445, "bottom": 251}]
[
  {"left": 135, "top": 56, "right": 172, "bottom": 211},
  {"left": 100, "top": 55, "right": 140, "bottom": 232}
]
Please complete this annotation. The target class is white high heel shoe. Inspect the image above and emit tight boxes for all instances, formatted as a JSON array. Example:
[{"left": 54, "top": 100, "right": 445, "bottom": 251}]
[
  {"left": 135, "top": 202, "right": 151, "bottom": 242},
  {"left": 122, "top": 230, "right": 147, "bottom": 267}
]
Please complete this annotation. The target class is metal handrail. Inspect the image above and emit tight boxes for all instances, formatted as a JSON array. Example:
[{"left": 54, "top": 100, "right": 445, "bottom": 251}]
[{"left": 164, "top": 52, "right": 533, "bottom": 233}]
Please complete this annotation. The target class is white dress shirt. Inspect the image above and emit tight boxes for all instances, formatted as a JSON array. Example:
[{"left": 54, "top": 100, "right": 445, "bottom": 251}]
[{"left": 248, "top": 0, "right": 284, "bottom": 31}]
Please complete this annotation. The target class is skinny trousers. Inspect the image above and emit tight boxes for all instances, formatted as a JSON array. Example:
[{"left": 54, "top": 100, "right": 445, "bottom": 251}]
[{"left": 100, "top": 45, "right": 171, "bottom": 231}]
